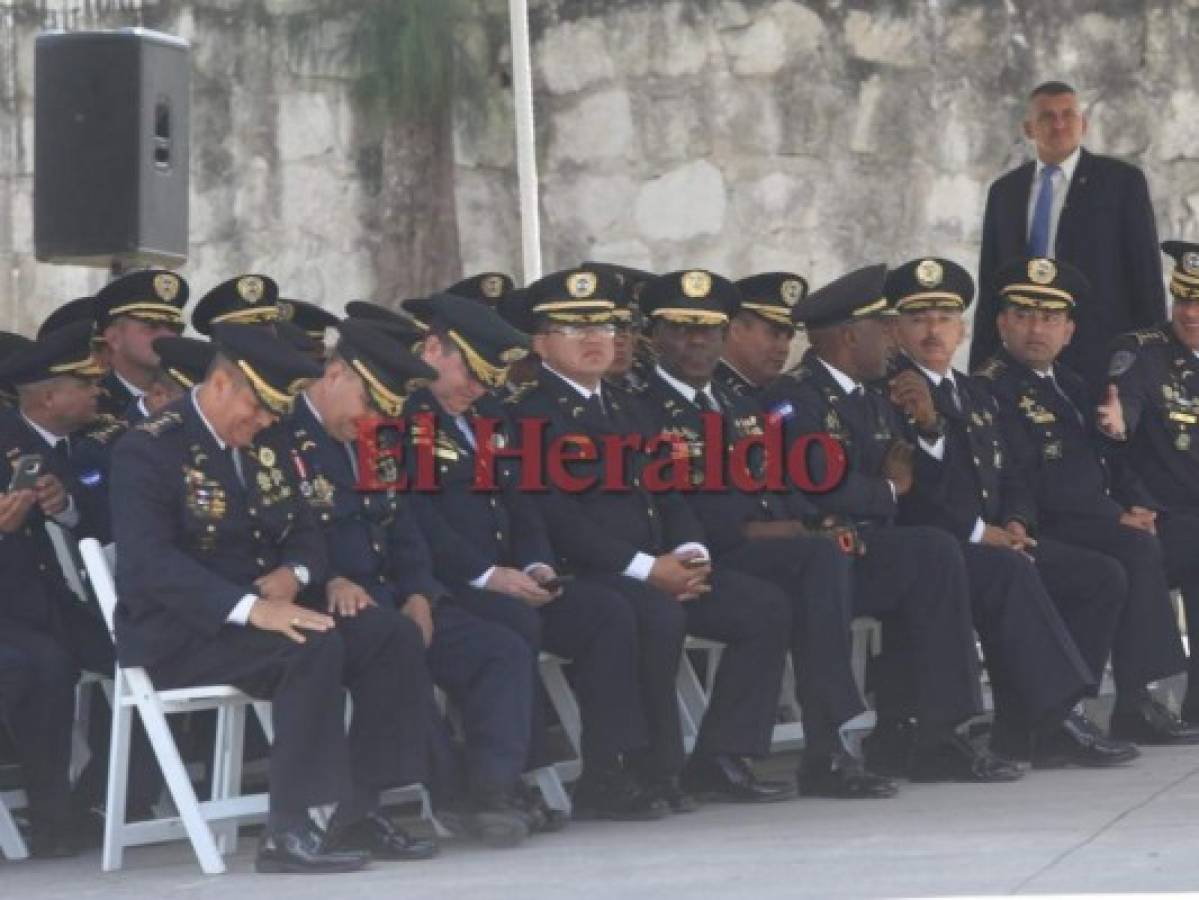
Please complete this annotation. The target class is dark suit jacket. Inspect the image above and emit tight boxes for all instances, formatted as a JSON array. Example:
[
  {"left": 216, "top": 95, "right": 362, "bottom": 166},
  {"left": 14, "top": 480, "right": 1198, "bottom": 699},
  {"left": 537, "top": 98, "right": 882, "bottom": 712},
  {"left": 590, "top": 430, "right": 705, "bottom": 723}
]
[
  {"left": 508, "top": 366, "right": 704, "bottom": 574},
  {"left": 971, "top": 148, "right": 1165, "bottom": 393},
  {"left": 760, "top": 350, "right": 908, "bottom": 527},
  {"left": 283, "top": 398, "right": 446, "bottom": 607},
  {"left": 402, "top": 387, "right": 554, "bottom": 587},
  {"left": 890, "top": 356, "right": 1035, "bottom": 541},
  {"left": 636, "top": 368, "right": 817, "bottom": 557},
  {"left": 0, "top": 408, "right": 100, "bottom": 629},
  {"left": 110, "top": 397, "right": 327, "bottom": 667},
  {"left": 975, "top": 347, "right": 1147, "bottom": 527}
]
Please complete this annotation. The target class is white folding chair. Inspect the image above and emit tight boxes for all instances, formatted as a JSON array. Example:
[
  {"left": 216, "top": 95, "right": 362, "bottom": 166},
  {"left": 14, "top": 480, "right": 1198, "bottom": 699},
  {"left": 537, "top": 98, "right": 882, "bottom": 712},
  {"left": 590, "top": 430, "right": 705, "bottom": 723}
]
[
  {"left": 0, "top": 793, "right": 28, "bottom": 861},
  {"left": 79, "top": 538, "right": 270, "bottom": 875}
]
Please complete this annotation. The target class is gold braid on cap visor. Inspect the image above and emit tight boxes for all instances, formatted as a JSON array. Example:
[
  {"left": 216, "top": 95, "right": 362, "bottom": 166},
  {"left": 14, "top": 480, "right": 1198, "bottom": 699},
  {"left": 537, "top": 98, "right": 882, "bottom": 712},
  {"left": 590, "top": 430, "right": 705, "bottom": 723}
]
[
  {"left": 895, "top": 291, "right": 967, "bottom": 312},
  {"left": 235, "top": 359, "right": 297, "bottom": 415},
  {"left": 447, "top": 329, "right": 509, "bottom": 388},
  {"left": 165, "top": 367, "right": 197, "bottom": 390},
  {"left": 1001, "top": 293, "right": 1073, "bottom": 311},
  {"left": 50, "top": 351, "right": 106, "bottom": 378},
  {"left": 350, "top": 357, "right": 405, "bottom": 417},
  {"left": 106, "top": 301, "right": 184, "bottom": 325},
  {"left": 650, "top": 308, "right": 729, "bottom": 326},
  {"left": 740, "top": 302, "right": 793, "bottom": 326},
  {"left": 212, "top": 305, "right": 281, "bottom": 326},
  {"left": 1170, "top": 270, "right": 1199, "bottom": 300}
]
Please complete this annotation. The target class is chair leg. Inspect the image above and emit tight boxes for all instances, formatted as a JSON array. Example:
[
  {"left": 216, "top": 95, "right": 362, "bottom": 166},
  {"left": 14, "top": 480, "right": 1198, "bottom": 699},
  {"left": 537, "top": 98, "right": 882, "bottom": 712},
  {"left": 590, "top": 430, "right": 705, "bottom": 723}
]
[
  {"left": 210, "top": 705, "right": 242, "bottom": 855},
  {"left": 674, "top": 655, "right": 707, "bottom": 747},
  {"left": 132, "top": 689, "right": 226, "bottom": 875},
  {"left": 102, "top": 678, "right": 134, "bottom": 872},
  {"left": 528, "top": 766, "right": 571, "bottom": 816},
  {"left": 0, "top": 795, "right": 28, "bottom": 861},
  {"left": 538, "top": 658, "right": 582, "bottom": 758}
]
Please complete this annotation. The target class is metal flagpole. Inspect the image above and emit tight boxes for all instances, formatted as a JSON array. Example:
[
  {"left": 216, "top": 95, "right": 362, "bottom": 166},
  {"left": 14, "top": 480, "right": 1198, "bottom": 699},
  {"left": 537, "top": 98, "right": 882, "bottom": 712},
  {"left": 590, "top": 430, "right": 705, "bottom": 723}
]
[{"left": 507, "top": 0, "right": 543, "bottom": 283}]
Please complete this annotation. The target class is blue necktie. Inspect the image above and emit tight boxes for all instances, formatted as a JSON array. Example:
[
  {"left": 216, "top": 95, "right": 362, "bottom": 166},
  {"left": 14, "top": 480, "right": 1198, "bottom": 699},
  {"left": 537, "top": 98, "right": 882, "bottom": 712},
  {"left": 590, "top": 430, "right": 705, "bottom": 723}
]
[{"left": 1027, "top": 164, "right": 1060, "bottom": 257}]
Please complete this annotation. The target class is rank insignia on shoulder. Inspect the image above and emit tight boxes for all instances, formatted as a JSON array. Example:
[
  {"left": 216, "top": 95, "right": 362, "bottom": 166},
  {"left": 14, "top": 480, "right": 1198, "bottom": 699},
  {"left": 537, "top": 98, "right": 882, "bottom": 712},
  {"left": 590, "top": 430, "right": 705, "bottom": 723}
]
[{"left": 137, "top": 411, "right": 183, "bottom": 436}]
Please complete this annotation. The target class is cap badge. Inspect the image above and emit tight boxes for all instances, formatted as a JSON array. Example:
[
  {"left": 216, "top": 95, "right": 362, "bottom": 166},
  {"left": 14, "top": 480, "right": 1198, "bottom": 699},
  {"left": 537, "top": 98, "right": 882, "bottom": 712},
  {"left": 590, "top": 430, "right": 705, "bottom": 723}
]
[
  {"left": 915, "top": 259, "right": 943, "bottom": 288},
  {"left": 237, "top": 276, "right": 266, "bottom": 304},
  {"left": 1027, "top": 258, "right": 1057, "bottom": 285},
  {"left": 780, "top": 279, "right": 804, "bottom": 306},
  {"left": 153, "top": 273, "right": 180, "bottom": 302},
  {"left": 481, "top": 275, "right": 506, "bottom": 299},
  {"left": 681, "top": 270, "right": 712, "bottom": 299},
  {"left": 567, "top": 272, "right": 598, "bottom": 299}
]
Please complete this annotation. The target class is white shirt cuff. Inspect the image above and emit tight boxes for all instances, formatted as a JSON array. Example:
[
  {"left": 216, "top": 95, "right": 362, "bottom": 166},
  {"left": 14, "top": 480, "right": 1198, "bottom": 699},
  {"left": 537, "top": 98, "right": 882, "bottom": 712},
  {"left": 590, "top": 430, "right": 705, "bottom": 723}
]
[
  {"left": 887, "top": 480, "right": 897, "bottom": 502},
  {"left": 52, "top": 494, "right": 80, "bottom": 528},
  {"left": 622, "top": 552, "right": 656, "bottom": 581},
  {"left": 470, "top": 566, "right": 497, "bottom": 589},
  {"left": 968, "top": 518, "right": 987, "bottom": 544},
  {"left": 917, "top": 435, "right": 946, "bottom": 460},
  {"left": 227, "top": 595, "right": 258, "bottom": 626}
]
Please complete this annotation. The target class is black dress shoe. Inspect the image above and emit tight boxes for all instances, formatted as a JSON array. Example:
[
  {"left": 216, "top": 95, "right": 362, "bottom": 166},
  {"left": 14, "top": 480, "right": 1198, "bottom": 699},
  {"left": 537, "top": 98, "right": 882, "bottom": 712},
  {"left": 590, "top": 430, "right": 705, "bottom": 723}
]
[
  {"left": 909, "top": 734, "right": 1024, "bottom": 783},
  {"left": 325, "top": 810, "right": 439, "bottom": 861},
  {"left": 1032, "top": 711, "right": 1141, "bottom": 769},
  {"left": 1110, "top": 697, "right": 1199, "bottom": 745},
  {"left": 798, "top": 751, "right": 898, "bottom": 799},
  {"left": 514, "top": 783, "right": 570, "bottom": 834},
  {"left": 256, "top": 821, "right": 370, "bottom": 874},
  {"left": 29, "top": 824, "right": 79, "bottom": 859},
  {"left": 862, "top": 718, "right": 917, "bottom": 777},
  {"left": 681, "top": 754, "right": 796, "bottom": 803},
  {"left": 572, "top": 769, "right": 669, "bottom": 821},
  {"left": 989, "top": 719, "right": 1033, "bottom": 763},
  {"left": 644, "top": 775, "right": 697, "bottom": 813}
]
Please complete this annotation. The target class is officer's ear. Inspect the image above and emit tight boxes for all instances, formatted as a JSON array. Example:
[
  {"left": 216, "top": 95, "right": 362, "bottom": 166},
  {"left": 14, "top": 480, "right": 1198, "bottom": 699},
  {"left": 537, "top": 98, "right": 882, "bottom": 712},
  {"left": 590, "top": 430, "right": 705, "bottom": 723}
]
[{"left": 1063, "top": 316, "right": 1076, "bottom": 346}]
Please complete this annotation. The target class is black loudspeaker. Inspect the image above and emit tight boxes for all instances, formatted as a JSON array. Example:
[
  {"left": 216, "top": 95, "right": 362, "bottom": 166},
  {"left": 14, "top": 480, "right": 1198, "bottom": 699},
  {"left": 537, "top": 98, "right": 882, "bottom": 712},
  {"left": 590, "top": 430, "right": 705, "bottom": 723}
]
[{"left": 35, "top": 29, "right": 190, "bottom": 268}]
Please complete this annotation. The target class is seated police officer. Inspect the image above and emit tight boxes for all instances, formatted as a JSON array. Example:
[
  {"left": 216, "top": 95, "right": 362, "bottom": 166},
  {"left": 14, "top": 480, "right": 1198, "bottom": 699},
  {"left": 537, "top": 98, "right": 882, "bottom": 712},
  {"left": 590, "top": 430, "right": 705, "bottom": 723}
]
[
  {"left": 93, "top": 270, "right": 188, "bottom": 417},
  {"left": 973, "top": 256, "right": 1195, "bottom": 746},
  {"left": 761, "top": 265, "right": 1017, "bottom": 783},
  {"left": 110, "top": 323, "right": 435, "bottom": 874},
  {"left": 402, "top": 293, "right": 669, "bottom": 821},
  {"left": 634, "top": 268, "right": 895, "bottom": 800},
  {"left": 512, "top": 267, "right": 794, "bottom": 806},
  {"left": 288, "top": 316, "right": 549, "bottom": 845},
  {"left": 0, "top": 320, "right": 115, "bottom": 855},
  {"left": 1105, "top": 240, "right": 1199, "bottom": 725},
  {"left": 882, "top": 257, "right": 1138, "bottom": 768},
  {"left": 714, "top": 272, "right": 806, "bottom": 399}
]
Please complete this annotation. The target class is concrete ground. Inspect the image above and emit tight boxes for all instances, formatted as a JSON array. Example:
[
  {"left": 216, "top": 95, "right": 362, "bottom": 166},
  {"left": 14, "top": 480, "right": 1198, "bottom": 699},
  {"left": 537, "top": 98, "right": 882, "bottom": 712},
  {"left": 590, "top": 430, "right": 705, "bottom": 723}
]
[{"left": 6, "top": 742, "right": 1199, "bottom": 900}]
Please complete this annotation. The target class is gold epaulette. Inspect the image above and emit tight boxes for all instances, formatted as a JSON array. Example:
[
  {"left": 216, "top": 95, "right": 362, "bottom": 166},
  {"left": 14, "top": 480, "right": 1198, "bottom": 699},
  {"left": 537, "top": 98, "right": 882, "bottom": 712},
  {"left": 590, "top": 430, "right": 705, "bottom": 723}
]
[
  {"left": 972, "top": 357, "right": 1007, "bottom": 381},
  {"left": 136, "top": 410, "right": 183, "bottom": 437}
]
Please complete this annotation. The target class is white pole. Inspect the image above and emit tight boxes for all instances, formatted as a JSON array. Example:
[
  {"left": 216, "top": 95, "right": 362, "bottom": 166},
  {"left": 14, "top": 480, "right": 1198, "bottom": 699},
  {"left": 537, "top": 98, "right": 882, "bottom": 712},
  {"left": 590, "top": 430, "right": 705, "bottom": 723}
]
[{"left": 507, "top": 0, "right": 542, "bottom": 283}]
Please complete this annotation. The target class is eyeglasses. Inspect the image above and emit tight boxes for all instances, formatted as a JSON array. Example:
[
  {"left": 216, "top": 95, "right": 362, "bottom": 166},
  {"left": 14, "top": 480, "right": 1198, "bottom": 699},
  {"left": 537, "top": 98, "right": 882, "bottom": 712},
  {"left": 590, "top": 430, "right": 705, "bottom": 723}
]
[{"left": 545, "top": 324, "right": 617, "bottom": 338}]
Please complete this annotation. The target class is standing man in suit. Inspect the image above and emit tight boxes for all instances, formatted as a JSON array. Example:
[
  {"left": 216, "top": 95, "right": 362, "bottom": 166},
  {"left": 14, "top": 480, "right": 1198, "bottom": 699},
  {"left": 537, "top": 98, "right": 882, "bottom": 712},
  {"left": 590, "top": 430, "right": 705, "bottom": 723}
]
[{"left": 971, "top": 81, "right": 1165, "bottom": 393}]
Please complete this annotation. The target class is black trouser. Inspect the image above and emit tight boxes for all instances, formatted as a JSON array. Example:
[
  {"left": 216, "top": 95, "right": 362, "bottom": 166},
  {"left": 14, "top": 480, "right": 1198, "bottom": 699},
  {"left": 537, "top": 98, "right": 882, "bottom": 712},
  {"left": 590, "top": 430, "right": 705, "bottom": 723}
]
[
  {"left": 452, "top": 579, "right": 647, "bottom": 773},
  {"left": 680, "top": 569, "right": 791, "bottom": 762},
  {"left": 1155, "top": 511, "right": 1199, "bottom": 703},
  {"left": 718, "top": 536, "right": 865, "bottom": 756},
  {"left": 151, "top": 605, "right": 427, "bottom": 822},
  {"left": 853, "top": 525, "right": 983, "bottom": 733},
  {"left": 1041, "top": 517, "right": 1186, "bottom": 694},
  {"left": 0, "top": 600, "right": 113, "bottom": 832},
  {"left": 425, "top": 601, "right": 533, "bottom": 796}
]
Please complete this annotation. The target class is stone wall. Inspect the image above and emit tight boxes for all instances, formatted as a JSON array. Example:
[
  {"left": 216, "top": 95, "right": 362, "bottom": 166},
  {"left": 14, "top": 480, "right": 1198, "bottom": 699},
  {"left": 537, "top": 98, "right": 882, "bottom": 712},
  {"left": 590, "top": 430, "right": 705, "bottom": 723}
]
[
  {"left": 5, "top": 0, "right": 1199, "bottom": 347},
  {"left": 455, "top": 0, "right": 1199, "bottom": 362}
]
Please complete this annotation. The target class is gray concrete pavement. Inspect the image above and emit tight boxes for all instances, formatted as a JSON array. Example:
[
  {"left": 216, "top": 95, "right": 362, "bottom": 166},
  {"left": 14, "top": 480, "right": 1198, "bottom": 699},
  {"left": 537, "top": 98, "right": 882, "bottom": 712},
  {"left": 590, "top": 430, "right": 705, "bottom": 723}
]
[{"left": 6, "top": 744, "right": 1199, "bottom": 899}]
